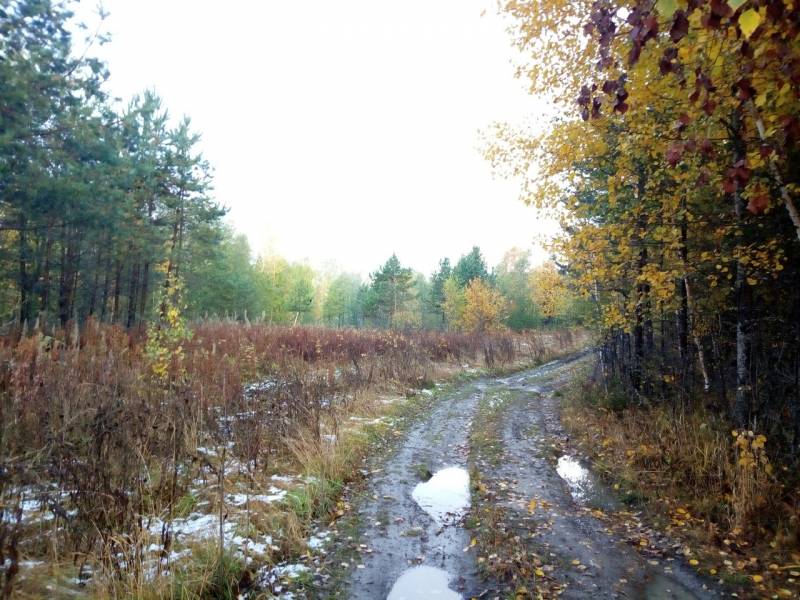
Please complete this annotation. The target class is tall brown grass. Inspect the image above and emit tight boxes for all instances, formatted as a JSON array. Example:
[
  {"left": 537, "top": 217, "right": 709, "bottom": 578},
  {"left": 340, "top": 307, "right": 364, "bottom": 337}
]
[{"left": 0, "top": 319, "right": 585, "bottom": 597}]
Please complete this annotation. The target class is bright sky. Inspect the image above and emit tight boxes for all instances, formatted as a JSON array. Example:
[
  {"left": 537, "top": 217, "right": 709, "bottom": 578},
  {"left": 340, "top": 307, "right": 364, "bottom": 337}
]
[{"left": 76, "top": 0, "right": 556, "bottom": 277}]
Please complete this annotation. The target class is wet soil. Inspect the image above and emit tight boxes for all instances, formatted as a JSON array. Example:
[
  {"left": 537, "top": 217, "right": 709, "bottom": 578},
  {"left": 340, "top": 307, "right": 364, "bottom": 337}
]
[
  {"left": 482, "top": 356, "right": 720, "bottom": 599},
  {"left": 335, "top": 353, "right": 721, "bottom": 599},
  {"left": 344, "top": 378, "right": 489, "bottom": 599}
]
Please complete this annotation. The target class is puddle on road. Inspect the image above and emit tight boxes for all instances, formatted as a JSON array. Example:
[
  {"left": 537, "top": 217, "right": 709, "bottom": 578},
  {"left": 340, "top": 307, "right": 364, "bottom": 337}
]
[
  {"left": 556, "top": 455, "right": 590, "bottom": 501},
  {"left": 387, "top": 565, "right": 462, "bottom": 600},
  {"left": 411, "top": 467, "right": 470, "bottom": 523},
  {"left": 556, "top": 455, "right": 621, "bottom": 511},
  {"left": 642, "top": 573, "right": 703, "bottom": 599}
]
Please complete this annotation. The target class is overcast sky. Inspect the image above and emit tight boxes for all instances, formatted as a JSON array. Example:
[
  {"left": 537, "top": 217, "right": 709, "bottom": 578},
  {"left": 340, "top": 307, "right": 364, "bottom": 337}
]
[{"left": 74, "top": 0, "right": 555, "bottom": 276}]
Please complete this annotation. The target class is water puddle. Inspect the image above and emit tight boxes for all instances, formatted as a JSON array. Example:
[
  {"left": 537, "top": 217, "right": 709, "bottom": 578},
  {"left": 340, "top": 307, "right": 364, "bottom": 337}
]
[
  {"left": 387, "top": 565, "right": 462, "bottom": 600},
  {"left": 556, "top": 455, "right": 620, "bottom": 511},
  {"left": 411, "top": 466, "right": 470, "bottom": 523},
  {"left": 556, "top": 455, "right": 591, "bottom": 501},
  {"left": 642, "top": 572, "right": 702, "bottom": 599}
]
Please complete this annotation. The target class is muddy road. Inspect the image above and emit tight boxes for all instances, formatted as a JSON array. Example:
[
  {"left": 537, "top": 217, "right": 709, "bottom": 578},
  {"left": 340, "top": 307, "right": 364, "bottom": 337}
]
[{"left": 335, "top": 352, "right": 720, "bottom": 599}]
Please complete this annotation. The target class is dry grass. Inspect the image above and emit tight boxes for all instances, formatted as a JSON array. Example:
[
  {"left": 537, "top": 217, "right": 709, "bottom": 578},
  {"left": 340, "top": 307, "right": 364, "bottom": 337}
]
[
  {"left": 562, "top": 377, "right": 800, "bottom": 597},
  {"left": 0, "top": 320, "right": 588, "bottom": 598}
]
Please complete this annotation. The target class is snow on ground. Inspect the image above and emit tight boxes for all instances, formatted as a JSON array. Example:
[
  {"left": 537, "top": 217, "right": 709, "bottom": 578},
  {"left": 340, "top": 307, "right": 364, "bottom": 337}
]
[
  {"left": 348, "top": 416, "right": 386, "bottom": 425},
  {"left": 307, "top": 530, "right": 331, "bottom": 550},
  {"left": 146, "top": 512, "right": 274, "bottom": 561},
  {"left": 226, "top": 486, "right": 287, "bottom": 506},
  {"left": 257, "top": 562, "right": 311, "bottom": 597}
]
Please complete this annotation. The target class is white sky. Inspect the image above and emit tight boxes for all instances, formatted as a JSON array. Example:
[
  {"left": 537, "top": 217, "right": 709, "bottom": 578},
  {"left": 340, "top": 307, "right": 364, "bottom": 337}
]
[{"left": 75, "top": 0, "right": 556, "bottom": 277}]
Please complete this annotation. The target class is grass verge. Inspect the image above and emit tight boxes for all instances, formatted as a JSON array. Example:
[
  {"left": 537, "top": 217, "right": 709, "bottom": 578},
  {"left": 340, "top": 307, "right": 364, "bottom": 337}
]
[{"left": 561, "top": 376, "right": 800, "bottom": 599}]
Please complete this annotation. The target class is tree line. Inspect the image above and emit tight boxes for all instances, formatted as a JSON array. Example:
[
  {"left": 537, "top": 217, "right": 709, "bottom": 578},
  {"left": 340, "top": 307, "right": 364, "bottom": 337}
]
[
  {"left": 0, "top": 1, "right": 587, "bottom": 335},
  {"left": 176, "top": 243, "right": 590, "bottom": 332},
  {"left": 1, "top": 1, "right": 222, "bottom": 329},
  {"left": 491, "top": 0, "right": 800, "bottom": 451}
]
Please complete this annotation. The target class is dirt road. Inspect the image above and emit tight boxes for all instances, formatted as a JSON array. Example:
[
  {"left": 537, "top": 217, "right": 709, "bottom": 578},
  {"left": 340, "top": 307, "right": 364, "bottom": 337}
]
[{"left": 336, "top": 353, "right": 720, "bottom": 599}]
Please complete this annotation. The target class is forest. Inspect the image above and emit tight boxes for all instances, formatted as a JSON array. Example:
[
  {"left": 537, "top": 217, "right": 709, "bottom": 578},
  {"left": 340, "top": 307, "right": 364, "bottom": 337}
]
[
  {"left": 2, "top": 0, "right": 800, "bottom": 599},
  {"left": 0, "top": 2, "right": 585, "bottom": 333}
]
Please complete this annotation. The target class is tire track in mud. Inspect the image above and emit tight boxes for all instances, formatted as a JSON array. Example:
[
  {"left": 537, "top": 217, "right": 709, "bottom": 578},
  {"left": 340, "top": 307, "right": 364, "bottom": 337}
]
[
  {"left": 337, "top": 352, "right": 720, "bottom": 599},
  {"left": 344, "top": 378, "right": 489, "bottom": 599},
  {"left": 472, "top": 354, "right": 720, "bottom": 599}
]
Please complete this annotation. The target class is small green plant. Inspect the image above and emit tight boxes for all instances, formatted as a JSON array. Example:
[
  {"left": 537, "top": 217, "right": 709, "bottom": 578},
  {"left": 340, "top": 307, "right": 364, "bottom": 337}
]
[
  {"left": 594, "top": 379, "right": 629, "bottom": 412},
  {"left": 174, "top": 493, "right": 199, "bottom": 519},
  {"left": 145, "top": 273, "right": 192, "bottom": 382},
  {"left": 168, "top": 546, "right": 244, "bottom": 600}
]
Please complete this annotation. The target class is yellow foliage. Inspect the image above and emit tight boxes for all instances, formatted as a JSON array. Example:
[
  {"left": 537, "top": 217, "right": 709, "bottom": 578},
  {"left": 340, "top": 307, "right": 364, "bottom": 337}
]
[
  {"left": 145, "top": 272, "right": 191, "bottom": 383},
  {"left": 442, "top": 276, "right": 466, "bottom": 328},
  {"left": 529, "top": 262, "right": 570, "bottom": 320},
  {"left": 460, "top": 279, "right": 508, "bottom": 334}
]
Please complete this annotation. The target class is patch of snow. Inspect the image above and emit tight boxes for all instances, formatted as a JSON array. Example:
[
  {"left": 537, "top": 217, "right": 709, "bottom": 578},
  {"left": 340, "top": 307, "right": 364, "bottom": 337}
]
[
  {"left": 258, "top": 562, "right": 310, "bottom": 590},
  {"left": 348, "top": 416, "right": 385, "bottom": 425},
  {"left": 226, "top": 486, "right": 287, "bottom": 506},
  {"left": 275, "top": 564, "right": 309, "bottom": 578},
  {"left": 307, "top": 531, "right": 330, "bottom": 550},
  {"left": 147, "top": 512, "right": 272, "bottom": 563},
  {"left": 270, "top": 475, "right": 296, "bottom": 484},
  {"left": 19, "top": 560, "right": 45, "bottom": 569},
  {"left": 244, "top": 379, "right": 278, "bottom": 396}
]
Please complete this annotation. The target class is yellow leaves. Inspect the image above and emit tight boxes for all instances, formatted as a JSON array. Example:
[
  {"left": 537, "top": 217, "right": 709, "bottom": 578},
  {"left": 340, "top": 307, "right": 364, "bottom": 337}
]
[
  {"left": 460, "top": 278, "right": 508, "bottom": 333},
  {"left": 689, "top": 559, "right": 700, "bottom": 566},
  {"left": 671, "top": 506, "right": 692, "bottom": 527},
  {"left": 607, "top": 176, "right": 617, "bottom": 207},
  {"left": 637, "top": 264, "right": 677, "bottom": 304},
  {"left": 493, "top": 0, "right": 799, "bottom": 350},
  {"left": 751, "top": 574, "right": 764, "bottom": 583},
  {"left": 442, "top": 276, "right": 466, "bottom": 327},
  {"left": 530, "top": 262, "right": 573, "bottom": 320},
  {"left": 655, "top": 0, "right": 678, "bottom": 17},
  {"left": 738, "top": 8, "right": 761, "bottom": 39},
  {"left": 145, "top": 274, "right": 191, "bottom": 383},
  {"left": 527, "top": 498, "right": 538, "bottom": 513},
  {"left": 601, "top": 303, "right": 627, "bottom": 330}
]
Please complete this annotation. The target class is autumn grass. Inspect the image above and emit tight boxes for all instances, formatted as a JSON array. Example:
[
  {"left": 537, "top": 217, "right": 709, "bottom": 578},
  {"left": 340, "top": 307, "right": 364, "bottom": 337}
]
[
  {"left": 0, "top": 322, "right": 588, "bottom": 598},
  {"left": 562, "top": 373, "right": 800, "bottom": 599}
]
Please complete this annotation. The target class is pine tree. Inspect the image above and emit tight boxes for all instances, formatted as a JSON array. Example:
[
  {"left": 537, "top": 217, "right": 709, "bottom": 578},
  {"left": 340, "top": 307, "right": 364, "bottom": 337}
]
[{"left": 369, "top": 254, "right": 414, "bottom": 328}]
